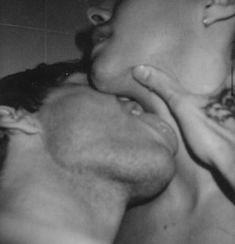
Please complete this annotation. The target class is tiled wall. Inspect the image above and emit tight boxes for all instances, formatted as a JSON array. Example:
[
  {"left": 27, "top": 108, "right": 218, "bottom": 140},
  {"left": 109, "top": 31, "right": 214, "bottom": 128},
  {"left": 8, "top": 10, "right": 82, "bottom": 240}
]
[{"left": 0, "top": 0, "right": 90, "bottom": 78}]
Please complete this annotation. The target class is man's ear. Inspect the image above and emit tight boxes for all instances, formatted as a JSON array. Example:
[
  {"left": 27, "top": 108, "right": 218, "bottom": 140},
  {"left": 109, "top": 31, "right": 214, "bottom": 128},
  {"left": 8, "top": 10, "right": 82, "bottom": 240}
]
[
  {"left": 204, "top": 0, "right": 235, "bottom": 26},
  {"left": 0, "top": 106, "right": 41, "bottom": 135}
]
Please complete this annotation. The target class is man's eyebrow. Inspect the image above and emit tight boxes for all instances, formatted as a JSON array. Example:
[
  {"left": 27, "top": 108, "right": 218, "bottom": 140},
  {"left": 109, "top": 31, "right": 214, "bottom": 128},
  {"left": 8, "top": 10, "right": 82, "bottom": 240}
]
[
  {"left": 62, "top": 72, "right": 89, "bottom": 86},
  {"left": 56, "top": 72, "right": 73, "bottom": 83}
]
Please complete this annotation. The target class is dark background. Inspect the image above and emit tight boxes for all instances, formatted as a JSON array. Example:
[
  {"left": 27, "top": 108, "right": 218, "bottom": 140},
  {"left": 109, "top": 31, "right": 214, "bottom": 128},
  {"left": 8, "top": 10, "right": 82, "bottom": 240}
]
[{"left": 0, "top": 0, "right": 90, "bottom": 78}]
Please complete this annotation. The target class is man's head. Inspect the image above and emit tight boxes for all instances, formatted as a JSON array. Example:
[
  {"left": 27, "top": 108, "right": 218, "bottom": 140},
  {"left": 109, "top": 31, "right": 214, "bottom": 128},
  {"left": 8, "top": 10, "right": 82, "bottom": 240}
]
[
  {"left": 0, "top": 61, "right": 176, "bottom": 205},
  {"left": 88, "top": 0, "right": 235, "bottom": 107},
  {"left": 0, "top": 60, "right": 83, "bottom": 164}
]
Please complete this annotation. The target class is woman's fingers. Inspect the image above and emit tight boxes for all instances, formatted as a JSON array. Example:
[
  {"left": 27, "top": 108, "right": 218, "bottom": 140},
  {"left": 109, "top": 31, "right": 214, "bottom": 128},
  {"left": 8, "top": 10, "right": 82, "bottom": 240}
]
[
  {"left": 132, "top": 65, "right": 188, "bottom": 107},
  {"left": 132, "top": 64, "right": 209, "bottom": 118},
  {"left": 132, "top": 65, "right": 235, "bottom": 187}
]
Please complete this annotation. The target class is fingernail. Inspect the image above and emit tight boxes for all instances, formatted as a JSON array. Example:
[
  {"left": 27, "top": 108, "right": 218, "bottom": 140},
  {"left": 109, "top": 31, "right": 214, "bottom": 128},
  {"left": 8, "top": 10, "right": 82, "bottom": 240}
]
[
  {"left": 203, "top": 18, "right": 209, "bottom": 27},
  {"left": 133, "top": 65, "right": 150, "bottom": 81}
]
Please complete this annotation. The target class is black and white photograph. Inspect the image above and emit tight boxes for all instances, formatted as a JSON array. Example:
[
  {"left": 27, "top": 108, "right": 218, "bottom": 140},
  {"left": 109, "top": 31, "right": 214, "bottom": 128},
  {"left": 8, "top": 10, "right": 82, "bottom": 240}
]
[{"left": 0, "top": 0, "right": 235, "bottom": 243}]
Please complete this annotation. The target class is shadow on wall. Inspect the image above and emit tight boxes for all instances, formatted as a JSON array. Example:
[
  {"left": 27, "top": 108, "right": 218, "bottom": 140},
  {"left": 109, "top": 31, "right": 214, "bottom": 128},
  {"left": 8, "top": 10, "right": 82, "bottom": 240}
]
[{"left": 75, "top": 26, "right": 94, "bottom": 73}]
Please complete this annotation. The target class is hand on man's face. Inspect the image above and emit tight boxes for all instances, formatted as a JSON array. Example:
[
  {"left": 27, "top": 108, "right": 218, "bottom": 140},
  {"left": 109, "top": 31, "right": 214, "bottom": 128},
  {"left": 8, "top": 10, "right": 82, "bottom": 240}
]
[{"left": 132, "top": 64, "right": 235, "bottom": 188}]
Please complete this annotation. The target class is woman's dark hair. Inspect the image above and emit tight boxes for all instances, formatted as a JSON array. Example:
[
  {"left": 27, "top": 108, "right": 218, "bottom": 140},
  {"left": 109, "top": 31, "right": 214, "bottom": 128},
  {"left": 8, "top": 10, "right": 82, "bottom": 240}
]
[{"left": 0, "top": 59, "right": 84, "bottom": 168}]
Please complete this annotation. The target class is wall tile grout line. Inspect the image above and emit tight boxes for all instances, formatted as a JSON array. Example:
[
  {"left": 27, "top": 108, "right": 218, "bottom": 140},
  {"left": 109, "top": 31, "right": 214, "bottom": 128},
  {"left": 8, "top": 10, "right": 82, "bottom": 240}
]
[
  {"left": 0, "top": 23, "right": 74, "bottom": 35},
  {"left": 0, "top": 0, "right": 86, "bottom": 78}
]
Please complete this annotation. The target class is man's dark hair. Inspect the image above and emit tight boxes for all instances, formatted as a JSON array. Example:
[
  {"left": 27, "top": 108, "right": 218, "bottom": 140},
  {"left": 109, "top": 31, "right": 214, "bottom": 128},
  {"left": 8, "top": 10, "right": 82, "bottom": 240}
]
[{"left": 0, "top": 59, "right": 83, "bottom": 167}]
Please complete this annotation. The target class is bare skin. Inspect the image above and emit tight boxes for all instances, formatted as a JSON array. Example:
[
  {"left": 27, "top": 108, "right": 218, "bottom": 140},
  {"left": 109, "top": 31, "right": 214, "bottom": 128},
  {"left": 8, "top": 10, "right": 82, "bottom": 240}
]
[
  {"left": 0, "top": 73, "right": 175, "bottom": 244},
  {"left": 114, "top": 65, "right": 235, "bottom": 244},
  {"left": 132, "top": 65, "right": 235, "bottom": 186},
  {"left": 86, "top": 0, "right": 235, "bottom": 243}
]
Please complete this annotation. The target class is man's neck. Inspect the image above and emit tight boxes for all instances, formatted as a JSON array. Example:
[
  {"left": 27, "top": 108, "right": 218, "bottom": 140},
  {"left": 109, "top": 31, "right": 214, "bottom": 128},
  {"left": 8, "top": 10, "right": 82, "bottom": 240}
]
[{"left": 0, "top": 146, "right": 128, "bottom": 244}]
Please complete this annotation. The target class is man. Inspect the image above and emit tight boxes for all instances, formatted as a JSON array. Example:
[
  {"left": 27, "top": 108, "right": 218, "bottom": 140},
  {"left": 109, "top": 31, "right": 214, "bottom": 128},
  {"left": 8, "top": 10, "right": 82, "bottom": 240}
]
[
  {"left": 86, "top": 0, "right": 235, "bottom": 243},
  {"left": 0, "top": 61, "right": 176, "bottom": 244}
]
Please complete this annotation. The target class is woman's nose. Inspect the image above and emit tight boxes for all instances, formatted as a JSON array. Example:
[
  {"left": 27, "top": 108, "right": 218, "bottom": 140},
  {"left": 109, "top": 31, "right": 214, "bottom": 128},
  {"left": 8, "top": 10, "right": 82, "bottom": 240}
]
[{"left": 87, "top": 7, "right": 112, "bottom": 26}]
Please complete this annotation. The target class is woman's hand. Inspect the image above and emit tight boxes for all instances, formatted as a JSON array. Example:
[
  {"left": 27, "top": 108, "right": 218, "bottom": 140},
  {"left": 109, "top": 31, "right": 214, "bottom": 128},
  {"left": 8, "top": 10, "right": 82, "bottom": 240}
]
[{"left": 132, "top": 65, "right": 235, "bottom": 188}]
